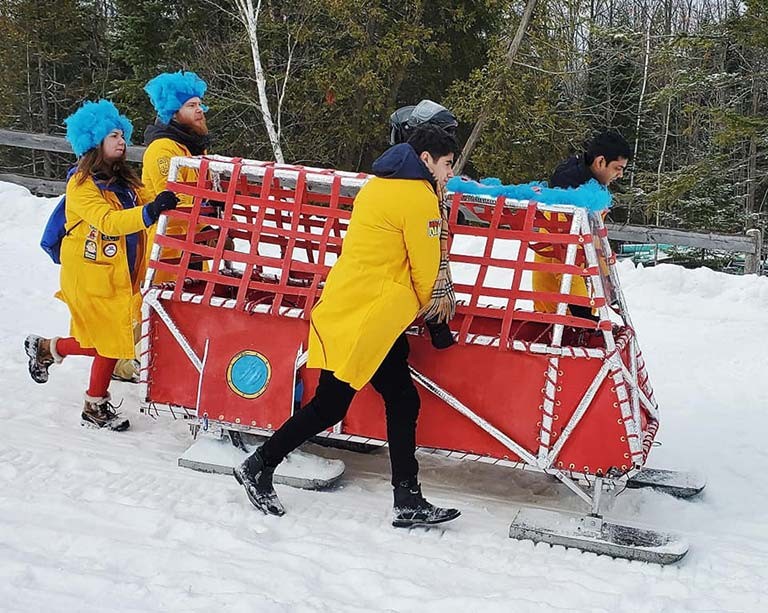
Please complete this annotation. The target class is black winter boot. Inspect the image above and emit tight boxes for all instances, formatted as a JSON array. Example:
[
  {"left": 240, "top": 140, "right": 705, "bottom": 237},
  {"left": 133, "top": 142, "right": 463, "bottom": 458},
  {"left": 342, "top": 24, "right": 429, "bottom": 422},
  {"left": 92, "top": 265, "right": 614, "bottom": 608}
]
[
  {"left": 233, "top": 448, "right": 285, "bottom": 516},
  {"left": 392, "top": 479, "right": 461, "bottom": 528}
]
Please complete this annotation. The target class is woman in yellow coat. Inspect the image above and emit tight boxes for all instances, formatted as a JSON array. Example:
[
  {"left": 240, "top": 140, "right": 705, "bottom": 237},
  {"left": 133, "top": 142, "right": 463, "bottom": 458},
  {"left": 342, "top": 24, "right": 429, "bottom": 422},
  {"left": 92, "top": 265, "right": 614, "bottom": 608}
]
[
  {"left": 24, "top": 100, "right": 178, "bottom": 431},
  {"left": 234, "top": 125, "right": 462, "bottom": 528}
]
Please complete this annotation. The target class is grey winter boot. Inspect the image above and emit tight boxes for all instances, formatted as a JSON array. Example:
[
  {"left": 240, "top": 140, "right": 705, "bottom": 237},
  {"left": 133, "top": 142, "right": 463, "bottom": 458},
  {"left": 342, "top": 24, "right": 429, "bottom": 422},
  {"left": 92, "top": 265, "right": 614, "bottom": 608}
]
[
  {"left": 24, "top": 335, "right": 63, "bottom": 384},
  {"left": 233, "top": 448, "right": 285, "bottom": 516},
  {"left": 81, "top": 393, "right": 130, "bottom": 431},
  {"left": 392, "top": 479, "right": 461, "bottom": 528}
]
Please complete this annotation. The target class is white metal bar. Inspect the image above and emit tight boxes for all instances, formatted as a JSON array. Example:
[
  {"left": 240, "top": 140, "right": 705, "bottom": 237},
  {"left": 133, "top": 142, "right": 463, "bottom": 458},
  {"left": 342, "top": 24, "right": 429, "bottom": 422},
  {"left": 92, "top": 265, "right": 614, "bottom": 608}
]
[
  {"left": 545, "top": 362, "right": 611, "bottom": 466},
  {"left": 551, "top": 210, "right": 585, "bottom": 347},
  {"left": 605, "top": 358, "right": 645, "bottom": 465},
  {"left": 195, "top": 339, "right": 210, "bottom": 417},
  {"left": 142, "top": 213, "right": 169, "bottom": 291},
  {"left": 143, "top": 292, "right": 203, "bottom": 372},
  {"left": 617, "top": 359, "right": 660, "bottom": 422},
  {"left": 138, "top": 290, "right": 155, "bottom": 403},
  {"left": 173, "top": 155, "right": 590, "bottom": 218},
  {"left": 536, "top": 356, "right": 560, "bottom": 461},
  {"left": 579, "top": 214, "right": 616, "bottom": 353},
  {"left": 410, "top": 367, "right": 592, "bottom": 505}
]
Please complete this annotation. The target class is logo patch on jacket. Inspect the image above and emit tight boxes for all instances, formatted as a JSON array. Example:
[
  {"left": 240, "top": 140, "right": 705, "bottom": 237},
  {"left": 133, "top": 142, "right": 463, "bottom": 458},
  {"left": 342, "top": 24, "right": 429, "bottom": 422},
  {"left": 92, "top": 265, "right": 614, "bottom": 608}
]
[
  {"left": 427, "top": 219, "right": 441, "bottom": 238},
  {"left": 157, "top": 156, "right": 170, "bottom": 177},
  {"left": 102, "top": 233, "right": 118, "bottom": 241},
  {"left": 87, "top": 226, "right": 98, "bottom": 241},
  {"left": 103, "top": 243, "right": 118, "bottom": 258},
  {"left": 84, "top": 239, "right": 97, "bottom": 260}
]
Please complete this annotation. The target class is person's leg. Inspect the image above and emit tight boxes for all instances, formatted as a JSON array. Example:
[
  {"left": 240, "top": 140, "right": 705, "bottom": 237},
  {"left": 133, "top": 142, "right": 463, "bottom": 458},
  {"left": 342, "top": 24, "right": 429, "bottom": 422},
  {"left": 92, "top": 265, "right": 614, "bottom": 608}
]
[
  {"left": 82, "top": 355, "right": 130, "bottom": 431},
  {"left": 24, "top": 335, "right": 96, "bottom": 384},
  {"left": 369, "top": 335, "right": 420, "bottom": 486},
  {"left": 369, "top": 334, "right": 461, "bottom": 527},
  {"left": 55, "top": 337, "right": 98, "bottom": 357},
  {"left": 87, "top": 355, "right": 118, "bottom": 399},
  {"left": 259, "top": 370, "right": 356, "bottom": 467},
  {"left": 235, "top": 369, "right": 356, "bottom": 515}
]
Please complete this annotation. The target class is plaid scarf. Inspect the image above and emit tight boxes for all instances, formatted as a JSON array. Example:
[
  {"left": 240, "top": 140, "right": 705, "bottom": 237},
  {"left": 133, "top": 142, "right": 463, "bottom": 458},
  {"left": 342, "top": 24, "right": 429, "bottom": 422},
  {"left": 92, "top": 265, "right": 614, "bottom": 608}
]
[{"left": 418, "top": 183, "right": 456, "bottom": 323}]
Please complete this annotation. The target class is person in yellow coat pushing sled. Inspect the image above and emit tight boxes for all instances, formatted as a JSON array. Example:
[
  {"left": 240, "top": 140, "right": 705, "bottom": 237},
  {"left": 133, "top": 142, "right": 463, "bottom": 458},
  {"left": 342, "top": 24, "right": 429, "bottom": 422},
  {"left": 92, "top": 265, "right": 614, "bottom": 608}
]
[
  {"left": 234, "top": 124, "right": 463, "bottom": 528},
  {"left": 25, "top": 100, "right": 178, "bottom": 430}
]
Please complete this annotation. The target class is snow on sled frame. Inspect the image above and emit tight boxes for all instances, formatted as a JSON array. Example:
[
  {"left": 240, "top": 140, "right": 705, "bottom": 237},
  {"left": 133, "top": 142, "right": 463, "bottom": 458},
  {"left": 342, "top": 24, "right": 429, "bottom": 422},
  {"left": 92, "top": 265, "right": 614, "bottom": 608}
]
[{"left": 137, "top": 154, "right": 695, "bottom": 564}]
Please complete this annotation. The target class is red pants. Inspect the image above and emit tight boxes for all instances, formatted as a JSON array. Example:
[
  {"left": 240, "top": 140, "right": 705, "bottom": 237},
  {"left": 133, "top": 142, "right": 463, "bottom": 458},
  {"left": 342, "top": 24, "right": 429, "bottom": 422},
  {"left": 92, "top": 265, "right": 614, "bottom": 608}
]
[{"left": 55, "top": 337, "right": 117, "bottom": 399}]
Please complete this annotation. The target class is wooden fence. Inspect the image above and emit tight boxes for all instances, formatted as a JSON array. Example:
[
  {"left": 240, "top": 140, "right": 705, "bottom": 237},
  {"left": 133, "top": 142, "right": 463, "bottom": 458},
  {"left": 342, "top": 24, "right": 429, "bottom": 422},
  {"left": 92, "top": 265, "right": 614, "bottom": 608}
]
[{"left": 1, "top": 128, "right": 763, "bottom": 273}]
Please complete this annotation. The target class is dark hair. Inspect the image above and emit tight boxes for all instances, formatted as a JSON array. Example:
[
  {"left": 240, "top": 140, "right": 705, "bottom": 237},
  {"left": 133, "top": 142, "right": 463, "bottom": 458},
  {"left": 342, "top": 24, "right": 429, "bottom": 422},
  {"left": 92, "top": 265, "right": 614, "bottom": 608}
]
[
  {"left": 407, "top": 124, "right": 459, "bottom": 160},
  {"left": 76, "top": 146, "right": 142, "bottom": 189},
  {"left": 584, "top": 130, "right": 632, "bottom": 165}
]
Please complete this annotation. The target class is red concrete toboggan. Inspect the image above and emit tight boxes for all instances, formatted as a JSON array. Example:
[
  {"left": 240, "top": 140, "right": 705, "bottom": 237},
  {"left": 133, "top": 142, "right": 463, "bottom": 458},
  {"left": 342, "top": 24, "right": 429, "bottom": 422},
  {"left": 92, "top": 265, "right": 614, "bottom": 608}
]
[{"left": 139, "top": 154, "right": 703, "bottom": 564}]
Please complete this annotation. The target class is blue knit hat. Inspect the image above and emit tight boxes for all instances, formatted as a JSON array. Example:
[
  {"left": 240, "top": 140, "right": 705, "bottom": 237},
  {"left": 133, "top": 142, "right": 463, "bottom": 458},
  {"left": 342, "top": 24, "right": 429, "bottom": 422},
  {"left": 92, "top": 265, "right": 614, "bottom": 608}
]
[
  {"left": 144, "top": 71, "right": 208, "bottom": 124},
  {"left": 64, "top": 100, "right": 134, "bottom": 158}
]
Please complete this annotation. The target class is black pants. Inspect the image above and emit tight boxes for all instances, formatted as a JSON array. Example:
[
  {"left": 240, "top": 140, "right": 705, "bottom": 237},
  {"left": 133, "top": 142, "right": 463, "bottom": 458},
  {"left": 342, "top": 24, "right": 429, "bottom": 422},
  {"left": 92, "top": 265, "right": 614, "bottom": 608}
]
[{"left": 260, "top": 335, "right": 420, "bottom": 486}]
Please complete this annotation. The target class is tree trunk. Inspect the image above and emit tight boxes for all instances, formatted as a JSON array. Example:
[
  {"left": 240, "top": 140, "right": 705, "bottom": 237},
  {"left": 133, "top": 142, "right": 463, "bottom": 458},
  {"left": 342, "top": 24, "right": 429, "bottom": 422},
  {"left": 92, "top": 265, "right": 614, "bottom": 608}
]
[
  {"left": 235, "top": 0, "right": 285, "bottom": 163},
  {"left": 37, "top": 54, "right": 52, "bottom": 178},
  {"left": 656, "top": 97, "right": 672, "bottom": 225},
  {"left": 453, "top": 0, "right": 539, "bottom": 175},
  {"left": 630, "top": 8, "right": 652, "bottom": 188},
  {"left": 746, "top": 78, "right": 759, "bottom": 229}
]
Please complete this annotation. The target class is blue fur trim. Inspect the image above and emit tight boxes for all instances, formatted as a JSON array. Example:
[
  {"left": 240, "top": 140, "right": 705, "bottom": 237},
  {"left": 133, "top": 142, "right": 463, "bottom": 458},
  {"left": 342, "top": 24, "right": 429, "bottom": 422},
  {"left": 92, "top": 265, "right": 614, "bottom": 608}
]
[
  {"left": 144, "top": 71, "right": 208, "bottom": 124},
  {"left": 446, "top": 176, "right": 612, "bottom": 212},
  {"left": 64, "top": 100, "right": 133, "bottom": 158}
]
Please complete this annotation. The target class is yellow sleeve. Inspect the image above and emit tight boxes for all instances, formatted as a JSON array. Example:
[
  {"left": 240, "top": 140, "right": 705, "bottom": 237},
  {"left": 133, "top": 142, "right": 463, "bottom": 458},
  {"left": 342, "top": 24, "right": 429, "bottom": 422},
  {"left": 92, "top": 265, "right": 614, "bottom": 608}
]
[
  {"left": 142, "top": 140, "right": 194, "bottom": 208},
  {"left": 401, "top": 183, "right": 441, "bottom": 307},
  {"left": 66, "top": 176, "right": 147, "bottom": 236},
  {"left": 136, "top": 184, "right": 155, "bottom": 207}
]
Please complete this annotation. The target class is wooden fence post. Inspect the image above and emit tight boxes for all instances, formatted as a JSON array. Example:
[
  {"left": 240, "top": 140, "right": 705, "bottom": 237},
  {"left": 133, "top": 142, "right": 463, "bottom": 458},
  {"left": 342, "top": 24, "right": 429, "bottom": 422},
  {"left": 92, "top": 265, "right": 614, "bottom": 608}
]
[{"left": 744, "top": 228, "right": 763, "bottom": 274}]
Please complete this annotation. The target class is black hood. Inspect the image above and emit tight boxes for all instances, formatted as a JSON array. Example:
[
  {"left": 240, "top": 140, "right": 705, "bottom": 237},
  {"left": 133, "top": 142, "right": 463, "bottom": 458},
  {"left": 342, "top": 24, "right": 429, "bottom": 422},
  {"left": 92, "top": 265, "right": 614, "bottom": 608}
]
[
  {"left": 371, "top": 143, "right": 436, "bottom": 189},
  {"left": 549, "top": 155, "right": 596, "bottom": 189},
  {"left": 144, "top": 119, "right": 210, "bottom": 156}
]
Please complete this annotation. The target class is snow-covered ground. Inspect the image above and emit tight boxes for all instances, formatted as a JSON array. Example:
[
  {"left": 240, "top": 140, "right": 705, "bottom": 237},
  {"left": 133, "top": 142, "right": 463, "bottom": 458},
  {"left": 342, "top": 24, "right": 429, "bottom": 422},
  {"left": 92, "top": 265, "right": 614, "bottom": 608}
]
[{"left": 2, "top": 180, "right": 768, "bottom": 612}]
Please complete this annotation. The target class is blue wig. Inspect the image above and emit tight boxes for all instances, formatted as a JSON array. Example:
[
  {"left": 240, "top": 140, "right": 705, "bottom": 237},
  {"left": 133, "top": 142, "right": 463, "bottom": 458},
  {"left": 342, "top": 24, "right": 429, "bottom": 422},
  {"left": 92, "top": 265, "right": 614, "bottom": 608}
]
[
  {"left": 447, "top": 176, "right": 612, "bottom": 212},
  {"left": 64, "top": 100, "right": 134, "bottom": 158},
  {"left": 144, "top": 71, "right": 208, "bottom": 124}
]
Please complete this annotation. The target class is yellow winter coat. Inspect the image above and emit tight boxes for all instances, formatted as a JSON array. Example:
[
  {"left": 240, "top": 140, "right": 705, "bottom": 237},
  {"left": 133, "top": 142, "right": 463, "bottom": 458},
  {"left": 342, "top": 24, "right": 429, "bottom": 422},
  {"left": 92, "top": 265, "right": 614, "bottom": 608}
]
[
  {"left": 532, "top": 211, "right": 588, "bottom": 313},
  {"left": 58, "top": 173, "right": 152, "bottom": 358},
  {"left": 307, "top": 172, "right": 441, "bottom": 390},
  {"left": 142, "top": 137, "right": 200, "bottom": 282}
]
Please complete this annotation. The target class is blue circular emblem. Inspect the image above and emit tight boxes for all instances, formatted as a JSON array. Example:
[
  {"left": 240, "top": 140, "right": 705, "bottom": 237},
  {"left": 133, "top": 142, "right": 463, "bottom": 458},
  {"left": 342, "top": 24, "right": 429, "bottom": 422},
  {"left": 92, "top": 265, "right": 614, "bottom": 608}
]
[{"left": 227, "top": 350, "right": 271, "bottom": 399}]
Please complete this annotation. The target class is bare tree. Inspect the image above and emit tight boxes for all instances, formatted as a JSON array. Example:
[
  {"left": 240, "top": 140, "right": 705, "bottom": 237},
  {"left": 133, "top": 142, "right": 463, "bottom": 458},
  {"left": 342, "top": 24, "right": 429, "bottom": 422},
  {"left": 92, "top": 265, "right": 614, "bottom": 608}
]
[
  {"left": 454, "top": 0, "right": 539, "bottom": 175},
  {"left": 232, "top": 0, "right": 287, "bottom": 163},
  {"left": 629, "top": 4, "right": 653, "bottom": 188}
]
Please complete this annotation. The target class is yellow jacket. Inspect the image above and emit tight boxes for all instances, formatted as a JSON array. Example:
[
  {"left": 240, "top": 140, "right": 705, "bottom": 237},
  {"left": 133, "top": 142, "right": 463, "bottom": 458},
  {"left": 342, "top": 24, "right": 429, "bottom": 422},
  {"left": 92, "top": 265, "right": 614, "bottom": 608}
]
[
  {"left": 142, "top": 137, "right": 199, "bottom": 282},
  {"left": 58, "top": 173, "right": 152, "bottom": 358},
  {"left": 308, "top": 175, "right": 441, "bottom": 390},
  {"left": 532, "top": 212, "right": 588, "bottom": 313}
]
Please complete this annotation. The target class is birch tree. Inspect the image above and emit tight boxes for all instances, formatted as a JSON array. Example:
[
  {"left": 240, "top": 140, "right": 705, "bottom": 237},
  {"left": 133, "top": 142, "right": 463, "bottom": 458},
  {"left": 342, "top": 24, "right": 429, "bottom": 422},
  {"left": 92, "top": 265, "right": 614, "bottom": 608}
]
[{"left": 232, "top": 0, "right": 286, "bottom": 163}]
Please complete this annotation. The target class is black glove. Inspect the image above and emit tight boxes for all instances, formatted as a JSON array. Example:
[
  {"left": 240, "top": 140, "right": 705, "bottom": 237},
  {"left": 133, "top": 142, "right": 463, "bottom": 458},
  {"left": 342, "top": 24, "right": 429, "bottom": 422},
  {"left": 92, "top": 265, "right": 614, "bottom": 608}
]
[
  {"left": 425, "top": 319, "right": 455, "bottom": 350},
  {"left": 144, "top": 190, "right": 179, "bottom": 224}
]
